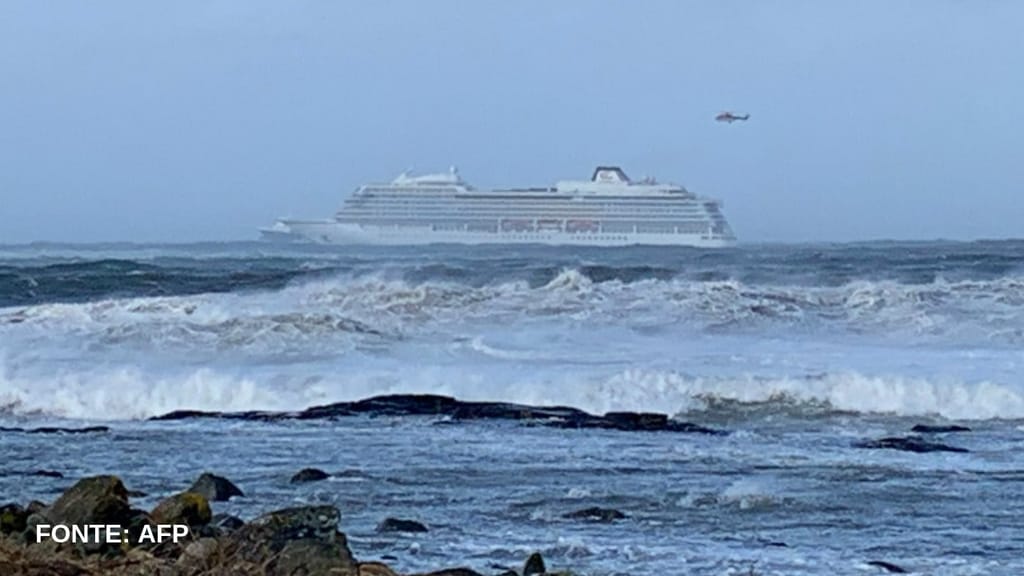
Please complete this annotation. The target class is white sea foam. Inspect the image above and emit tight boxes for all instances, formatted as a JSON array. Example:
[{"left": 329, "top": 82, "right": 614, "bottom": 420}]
[
  {"left": 3, "top": 271, "right": 1024, "bottom": 421},
  {"left": 2, "top": 353, "right": 1022, "bottom": 421}
]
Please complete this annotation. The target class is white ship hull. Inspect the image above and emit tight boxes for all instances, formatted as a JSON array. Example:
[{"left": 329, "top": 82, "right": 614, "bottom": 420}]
[
  {"left": 263, "top": 221, "right": 737, "bottom": 248},
  {"left": 260, "top": 166, "right": 737, "bottom": 248}
]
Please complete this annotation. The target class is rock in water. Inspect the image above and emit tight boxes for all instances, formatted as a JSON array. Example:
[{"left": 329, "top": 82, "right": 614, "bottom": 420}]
[
  {"left": 854, "top": 436, "right": 969, "bottom": 453},
  {"left": 376, "top": 517, "right": 429, "bottom": 533},
  {"left": 291, "top": 467, "right": 331, "bottom": 483},
  {"left": 867, "top": 560, "right": 908, "bottom": 573},
  {"left": 911, "top": 424, "right": 971, "bottom": 434},
  {"left": 188, "top": 472, "right": 244, "bottom": 501},
  {"left": 523, "top": 551, "right": 546, "bottom": 576},
  {"left": 151, "top": 492, "right": 212, "bottom": 527},
  {"left": 562, "top": 506, "right": 627, "bottom": 522},
  {"left": 217, "top": 505, "right": 357, "bottom": 576}
]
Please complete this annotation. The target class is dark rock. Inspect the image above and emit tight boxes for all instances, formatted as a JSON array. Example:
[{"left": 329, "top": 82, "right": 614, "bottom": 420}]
[
  {"left": 212, "top": 513, "right": 245, "bottom": 532},
  {"left": 360, "top": 561, "right": 401, "bottom": 576},
  {"left": 451, "top": 402, "right": 590, "bottom": 422},
  {"left": 176, "top": 537, "right": 221, "bottom": 572},
  {"left": 149, "top": 393, "right": 730, "bottom": 435},
  {"left": 127, "top": 490, "right": 148, "bottom": 498},
  {"left": 867, "top": 560, "right": 908, "bottom": 573},
  {"left": 1, "top": 503, "right": 28, "bottom": 534},
  {"left": 562, "top": 506, "right": 627, "bottom": 522},
  {"left": 523, "top": 551, "right": 546, "bottom": 576},
  {"left": 544, "top": 411, "right": 725, "bottom": 435},
  {"left": 34, "top": 475, "right": 132, "bottom": 555},
  {"left": 30, "top": 470, "right": 64, "bottom": 478},
  {"left": 26, "top": 500, "right": 47, "bottom": 514},
  {"left": 409, "top": 565, "right": 485, "bottom": 569},
  {"left": 0, "top": 425, "right": 109, "bottom": 434},
  {"left": 150, "top": 409, "right": 226, "bottom": 421},
  {"left": 605, "top": 411, "right": 669, "bottom": 430},
  {"left": 349, "top": 393, "right": 462, "bottom": 416},
  {"left": 124, "top": 508, "right": 155, "bottom": 546},
  {"left": 911, "top": 424, "right": 972, "bottom": 434},
  {"left": 854, "top": 436, "right": 969, "bottom": 453},
  {"left": 151, "top": 492, "right": 212, "bottom": 527},
  {"left": 495, "top": 571, "right": 519, "bottom": 576},
  {"left": 217, "top": 505, "right": 357, "bottom": 576},
  {"left": 43, "top": 475, "right": 132, "bottom": 526},
  {"left": 376, "top": 517, "right": 428, "bottom": 533},
  {"left": 290, "top": 467, "right": 330, "bottom": 483},
  {"left": 188, "top": 472, "right": 244, "bottom": 501}
]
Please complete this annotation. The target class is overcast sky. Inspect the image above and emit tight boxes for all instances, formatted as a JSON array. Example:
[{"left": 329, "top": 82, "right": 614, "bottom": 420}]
[{"left": 1, "top": 1, "right": 1021, "bottom": 243}]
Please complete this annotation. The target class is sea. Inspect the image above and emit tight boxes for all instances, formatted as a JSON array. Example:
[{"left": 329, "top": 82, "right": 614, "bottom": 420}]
[{"left": 1, "top": 241, "right": 1023, "bottom": 575}]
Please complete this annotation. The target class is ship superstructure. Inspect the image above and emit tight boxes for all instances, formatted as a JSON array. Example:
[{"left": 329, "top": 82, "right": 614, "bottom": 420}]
[{"left": 261, "top": 166, "right": 736, "bottom": 247}]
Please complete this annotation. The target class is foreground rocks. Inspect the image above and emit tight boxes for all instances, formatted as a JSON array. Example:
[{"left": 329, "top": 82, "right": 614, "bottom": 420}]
[
  {"left": 0, "top": 474, "right": 573, "bottom": 576},
  {"left": 211, "top": 505, "right": 357, "bottom": 576},
  {"left": 152, "top": 393, "right": 725, "bottom": 435},
  {"left": 151, "top": 492, "right": 212, "bottom": 527}
]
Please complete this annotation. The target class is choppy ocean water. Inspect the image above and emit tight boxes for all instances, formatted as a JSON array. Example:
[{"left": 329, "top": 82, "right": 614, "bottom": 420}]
[{"left": 2, "top": 241, "right": 1023, "bottom": 575}]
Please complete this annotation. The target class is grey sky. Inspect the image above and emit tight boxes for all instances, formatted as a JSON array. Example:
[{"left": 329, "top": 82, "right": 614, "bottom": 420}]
[{"left": 1, "top": 1, "right": 1021, "bottom": 243}]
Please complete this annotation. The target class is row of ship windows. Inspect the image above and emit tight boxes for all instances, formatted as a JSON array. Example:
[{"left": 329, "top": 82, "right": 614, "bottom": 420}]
[
  {"left": 344, "top": 208, "right": 709, "bottom": 216},
  {"left": 344, "top": 213, "right": 712, "bottom": 222},
  {"left": 351, "top": 199, "right": 713, "bottom": 209},
  {"left": 350, "top": 221, "right": 714, "bottom": 234},
  {"left": 344, "top": 218, "right": 713, "bottom": 227}
]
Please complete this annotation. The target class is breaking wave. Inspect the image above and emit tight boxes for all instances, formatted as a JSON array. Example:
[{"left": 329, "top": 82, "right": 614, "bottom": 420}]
[{"left": 2, "top": 362, "right": 1021, "bottom": 421}]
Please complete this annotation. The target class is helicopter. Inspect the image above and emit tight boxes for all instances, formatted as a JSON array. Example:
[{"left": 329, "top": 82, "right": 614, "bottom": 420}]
[{"left": 715, "top": 111, "right": 750, "bottom": 123}]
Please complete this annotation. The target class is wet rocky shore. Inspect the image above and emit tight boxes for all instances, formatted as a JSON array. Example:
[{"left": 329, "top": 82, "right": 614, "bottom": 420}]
[
  {"left": 0, "top": 394, "right": 982, "bottom": 575},
  {"left": 1, "top": 472, "right": 572, "bottom": 576}
]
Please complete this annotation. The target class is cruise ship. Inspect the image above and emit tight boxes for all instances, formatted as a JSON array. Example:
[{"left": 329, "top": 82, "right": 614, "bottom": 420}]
[{"left": 260, "top": 166, "right": 736, "bottom": 247}]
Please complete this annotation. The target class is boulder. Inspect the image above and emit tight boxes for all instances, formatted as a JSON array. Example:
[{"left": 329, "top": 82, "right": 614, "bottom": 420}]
[
  {"left": 523, "top": 551, "right": 546, "bottom": 576},
  {"left": 562, "top": 506, "right": 627, "bottom": 522},
  {"left": 43, "top": 475, "right": 132, "bottom": 526},
  {"left": 360, "top": 561, "right": 402, "bottom": 576},
  {"left": 1, "top": 503, "right": 28, "bottom": 535},
  {"left": 212, "top": 513, "right": 245, "bottom": 533},
  {"left": 176, "top": 537, "right": 221, "bottom": 572},
  {"left": 151, "top": 492, "right": 212, "bottom": 527},
  {"left": 124, "top": 508, "right": 155, "bottom": 547},
  {"left": 376, "top": 517, "right": 428, "bottom": 533},
  {"left": 187, "top": 472, "right": 244, "bottom": 501},
  {"left": 216, "top": 505, "right": 357, "bottom": 576},
  {"left": 409, "top": 565, "right": 485, "bottom": 569},
  {"left": 291, "top": 467, "right": 331, "bottom": 483}
]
